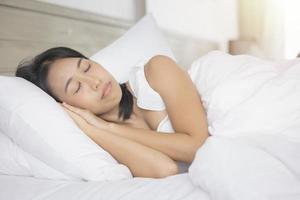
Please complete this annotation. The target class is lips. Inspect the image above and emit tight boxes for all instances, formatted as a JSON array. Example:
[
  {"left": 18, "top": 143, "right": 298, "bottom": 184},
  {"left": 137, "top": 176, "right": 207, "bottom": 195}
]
[{"left": 101, "top": 81, "right": 111, "bottom": 99}]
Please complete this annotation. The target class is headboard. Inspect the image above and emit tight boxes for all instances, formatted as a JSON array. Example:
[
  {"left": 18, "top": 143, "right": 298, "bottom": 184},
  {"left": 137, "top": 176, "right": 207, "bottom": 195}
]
[{"left": 0, "top": 0, "right": 217, "bottom": 76}]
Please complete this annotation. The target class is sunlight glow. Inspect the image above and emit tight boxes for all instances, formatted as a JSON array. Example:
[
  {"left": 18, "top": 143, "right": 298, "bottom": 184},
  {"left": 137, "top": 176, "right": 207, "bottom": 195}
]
[{"left": 284, "top": 0, "right": 300, "bottom": 59}]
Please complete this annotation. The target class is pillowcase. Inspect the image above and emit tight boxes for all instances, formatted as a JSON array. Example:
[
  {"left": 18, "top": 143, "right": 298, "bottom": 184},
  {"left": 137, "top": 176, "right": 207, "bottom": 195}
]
[
  {"left": 0, "top": 130, "right": 73, "bottom": 180},
  {"left": 90, "top": 13, "right": 176, "bottom": 83},
  {"left": 0, "top": 76, "right": 132, "bottom": 181}
]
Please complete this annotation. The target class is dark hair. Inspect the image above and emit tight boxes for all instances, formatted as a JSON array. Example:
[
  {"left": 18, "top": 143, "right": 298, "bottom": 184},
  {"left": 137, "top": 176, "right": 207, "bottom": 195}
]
[
  {"left": 15, "top": 47, "right": 87, "bottom": 101},
  {"left": 15, "top": 46, "right": 133, "bottom": 121},
  {"left": 119, "top": 83, "right": 133, "bottom": 120}
]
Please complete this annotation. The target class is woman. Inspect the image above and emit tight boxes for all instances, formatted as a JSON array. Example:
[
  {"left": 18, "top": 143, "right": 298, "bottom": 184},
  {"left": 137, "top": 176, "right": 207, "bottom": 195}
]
[{"left": 16, "top": 47, "right": 209, "bottom": 178}]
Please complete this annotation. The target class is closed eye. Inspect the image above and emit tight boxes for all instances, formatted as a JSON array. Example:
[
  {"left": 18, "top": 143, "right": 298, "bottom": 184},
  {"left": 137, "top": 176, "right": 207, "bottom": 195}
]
[
  {"left": 84, "top": 64, "right": 91, "bottom": 72},
  {"left": 73, "top": 82, "right": 81, "bottom": 95}
]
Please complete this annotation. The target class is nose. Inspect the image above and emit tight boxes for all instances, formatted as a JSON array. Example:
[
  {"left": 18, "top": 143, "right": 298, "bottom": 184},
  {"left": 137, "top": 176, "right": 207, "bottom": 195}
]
[{"left": 80, "top": 75, "right": 101, "bottom": 90}]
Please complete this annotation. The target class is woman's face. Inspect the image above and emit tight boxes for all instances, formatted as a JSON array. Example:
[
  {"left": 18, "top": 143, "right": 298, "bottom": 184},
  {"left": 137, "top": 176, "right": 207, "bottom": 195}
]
[{"left": 47, "top": 57, "right": 122, "bottom": 115}]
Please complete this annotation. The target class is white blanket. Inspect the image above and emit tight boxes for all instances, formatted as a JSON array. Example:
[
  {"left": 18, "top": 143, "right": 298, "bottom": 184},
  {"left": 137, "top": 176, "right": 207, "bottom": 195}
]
[
  {"left": 187, "top": 51, "right": 300, "bottom": 199},
  {"left": 0, "top": 173, "right": 209, "bottom": 200}
]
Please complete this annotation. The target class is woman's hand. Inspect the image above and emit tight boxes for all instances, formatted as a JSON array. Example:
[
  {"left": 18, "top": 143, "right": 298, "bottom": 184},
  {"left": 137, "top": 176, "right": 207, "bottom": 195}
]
[
  {"left": 61, "top": 102, "right": 110, "bottom": 131},
  {"left": 61, "top": 105, "right": 95, "bottom": 138}
]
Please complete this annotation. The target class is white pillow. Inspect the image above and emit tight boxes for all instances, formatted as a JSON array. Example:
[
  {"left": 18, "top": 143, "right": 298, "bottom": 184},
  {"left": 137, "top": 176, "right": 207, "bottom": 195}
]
[
  {"left": 90, "top": 13, "right": 175, "bottom": 83},
  {"left": 0, "top": 130, "right": 73, "bottom": 180},
  {"left": 0, "top": 76, "right": 132, "bottom": 181}
]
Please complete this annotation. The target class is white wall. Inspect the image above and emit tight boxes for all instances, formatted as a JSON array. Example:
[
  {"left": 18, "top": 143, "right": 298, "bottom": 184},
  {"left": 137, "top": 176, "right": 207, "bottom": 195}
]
[
  {"left": 36, "top": 0, "right": 138, "bottom": 21},
  {"left": 36, "top": 0, "right": 240, "bottom": 53},
  {"left": 239, "top": 0, "right": 300, "bottom": 60},
  {"left": 284, "top": 1, "right": 300, "bottom": 59},
  {"left": 146, "top": 0, "right": 239, "bottom": 51}
]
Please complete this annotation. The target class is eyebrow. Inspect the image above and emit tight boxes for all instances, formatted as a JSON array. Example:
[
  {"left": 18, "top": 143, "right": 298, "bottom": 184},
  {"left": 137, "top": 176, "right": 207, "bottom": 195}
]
[{"left": 64, "top": 58, "right": 83, "bottom": 94}]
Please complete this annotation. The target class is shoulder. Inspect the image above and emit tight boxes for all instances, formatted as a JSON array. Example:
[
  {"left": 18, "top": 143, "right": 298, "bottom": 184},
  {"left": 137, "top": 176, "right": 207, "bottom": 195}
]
[
  {"left": 144, "top": 55, "right": 185, "bottom": 92},
  {"left": 143, "top": 55, "right": 209, "bottom": 143},
  {"left": 147, "top": 55, "right": 176, "bottom": 65},
  {"left": 145, "top": 55, "right": 178, "bottom": 74}
]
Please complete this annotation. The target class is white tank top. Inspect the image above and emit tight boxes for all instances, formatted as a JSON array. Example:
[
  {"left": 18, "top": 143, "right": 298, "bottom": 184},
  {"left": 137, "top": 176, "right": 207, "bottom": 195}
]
[{"left": 128, "top": 59, "right": 190, "bottom": 173}]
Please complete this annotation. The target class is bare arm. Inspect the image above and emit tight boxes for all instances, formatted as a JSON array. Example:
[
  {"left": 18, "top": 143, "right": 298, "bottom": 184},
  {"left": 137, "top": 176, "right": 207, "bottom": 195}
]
[
  {"left": 106, "top": 123, "right": 202, "bottom": 163},
  {"left": 61, "top": 105, "right": 178, "bottom": 178},
  {"left": 103, "top": 55, "right": 209, "bottom": 163},
  {"left": 87, "top": 126, "right": 178, "bottom": 178}
]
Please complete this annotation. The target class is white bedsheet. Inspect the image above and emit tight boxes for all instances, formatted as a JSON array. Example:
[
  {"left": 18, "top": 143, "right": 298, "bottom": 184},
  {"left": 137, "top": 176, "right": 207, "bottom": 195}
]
[{"left": 0, "top": 173, "right": 209, "bottom": 200}]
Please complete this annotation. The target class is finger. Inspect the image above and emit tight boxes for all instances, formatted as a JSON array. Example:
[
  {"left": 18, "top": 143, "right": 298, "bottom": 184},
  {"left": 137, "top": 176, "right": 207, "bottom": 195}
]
[
  {"left": 64, "top": 107, "right": 88, "bottom": 124},
  {"left": 62, "top": 105, "right": 80, "bottom": 117},
  {"left": 62, "top": 102, "right": 73, "bottom": 109},
  {"left": 63, "top": 106, "right": 74, "bottom": 114},
  {"left": 63, "top": 107, "right": 77, "bottom": 118},
  {"left": 62, "top": 102, "right": 84, "bottom": 115},
  {"left": 62, "top": 103, "right": 97, "bottom": 127}
]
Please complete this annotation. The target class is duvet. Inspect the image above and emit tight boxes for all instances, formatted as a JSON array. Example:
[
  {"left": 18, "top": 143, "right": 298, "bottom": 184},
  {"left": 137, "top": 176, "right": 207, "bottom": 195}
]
[{"left": 188, "top": 51, "right": 300, "bottom": 199}]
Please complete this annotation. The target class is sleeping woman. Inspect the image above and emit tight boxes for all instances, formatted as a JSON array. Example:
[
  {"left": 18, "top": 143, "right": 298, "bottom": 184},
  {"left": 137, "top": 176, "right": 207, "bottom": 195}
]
[{"left": 15, "top": 47, "right": 209, "bottom": 178}]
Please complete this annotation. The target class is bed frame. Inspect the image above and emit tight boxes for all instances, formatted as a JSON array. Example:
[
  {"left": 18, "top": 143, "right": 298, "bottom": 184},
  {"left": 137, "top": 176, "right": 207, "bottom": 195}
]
[{"left": 0, "top": 0, "right": 217, "bottom": 76}]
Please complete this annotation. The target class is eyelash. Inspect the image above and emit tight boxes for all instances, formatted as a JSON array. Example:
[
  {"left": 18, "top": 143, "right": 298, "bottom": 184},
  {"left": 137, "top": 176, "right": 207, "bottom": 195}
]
[
  {"left": 74, "top": 82, "right": 81, "bottom": 94},
  {"left": 84, "top": 64, "right": 91, "bottom": 72},
  {"left": 74, "top": 63, "right": 91, "bottom": 94}
]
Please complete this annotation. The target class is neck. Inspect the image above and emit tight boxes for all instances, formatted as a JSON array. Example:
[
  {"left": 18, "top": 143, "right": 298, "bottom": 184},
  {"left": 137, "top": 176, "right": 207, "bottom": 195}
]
[
  {"left": 98, "top": 105, "right": 121, "bottom": 123},
  {"left": 98, "top": 82, "right": 140, "bottom": 124},
  {"left": 99, "top": 100, "right": 140, "bottom": 124}
]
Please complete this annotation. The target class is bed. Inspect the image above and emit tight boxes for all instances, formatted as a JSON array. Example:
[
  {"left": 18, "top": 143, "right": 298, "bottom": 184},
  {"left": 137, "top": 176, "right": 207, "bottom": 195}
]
[
  {"left": 1, "top": 1, "right": 300, "bottom": 200},
  {"left": 0, "top": 0, "right": 215, "bottom": 199}
]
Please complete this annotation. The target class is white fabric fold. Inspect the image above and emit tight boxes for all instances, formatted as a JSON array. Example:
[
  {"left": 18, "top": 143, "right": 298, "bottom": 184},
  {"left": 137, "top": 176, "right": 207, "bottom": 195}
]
[{"left": 188, "top": 51, "right": 300, "bottom": 199}]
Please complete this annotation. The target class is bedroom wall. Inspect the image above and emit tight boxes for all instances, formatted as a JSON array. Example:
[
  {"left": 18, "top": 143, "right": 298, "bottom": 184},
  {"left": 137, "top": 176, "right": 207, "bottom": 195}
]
[
  {"left": 231, "top": 0, "right": 300, "bottom": 60},
  {"left": 146, "top": 0, "right": 239, "bottom": 51},
  {"left": 36, "top": 0, "right": 143, "bottom": 21},
  {"left": 283, "top": 1, "right": 300, "bottom": 59},
  {"left": 36, "top": 0, "right": 238, "bottom": 53},
  {"left": 0, "top": 0, "right": 133, "bottom": 75},
  {"left": 34, "top": 0, "right": 219, "bottom": 68}
]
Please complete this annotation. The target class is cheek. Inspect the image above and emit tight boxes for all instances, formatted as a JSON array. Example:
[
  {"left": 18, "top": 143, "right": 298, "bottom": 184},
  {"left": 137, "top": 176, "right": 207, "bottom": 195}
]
[
  {"left": 73, "top": 96, "right": 90, "bottom": 109},
  {"left": 62, "top": 93, "right": 88, "bottom": 109},
  {"left": 75, "top": 92, "right": 99, "bottom": 110}
]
